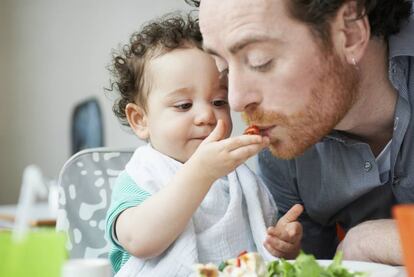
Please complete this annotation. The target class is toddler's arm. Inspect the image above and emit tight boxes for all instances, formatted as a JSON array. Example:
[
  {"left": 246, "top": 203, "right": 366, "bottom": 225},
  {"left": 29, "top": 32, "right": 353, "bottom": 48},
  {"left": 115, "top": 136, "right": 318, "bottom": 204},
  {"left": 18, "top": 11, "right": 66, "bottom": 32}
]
[{"left": 116, "top": 120, "right": 269, "bottom": 259}]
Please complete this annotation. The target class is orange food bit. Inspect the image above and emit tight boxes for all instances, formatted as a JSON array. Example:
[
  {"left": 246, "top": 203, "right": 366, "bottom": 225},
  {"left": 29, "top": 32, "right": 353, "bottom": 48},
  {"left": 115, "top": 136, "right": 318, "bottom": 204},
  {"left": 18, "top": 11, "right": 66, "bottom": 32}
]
[
  {"left": 236, "top": 250, "right": 247, "bottom": 267},
  {"left": 243, "top": 125, "right": 260, "bottom": 135},
  {"left": 237, "top": 250, "right": 248, "bottom": 257}
]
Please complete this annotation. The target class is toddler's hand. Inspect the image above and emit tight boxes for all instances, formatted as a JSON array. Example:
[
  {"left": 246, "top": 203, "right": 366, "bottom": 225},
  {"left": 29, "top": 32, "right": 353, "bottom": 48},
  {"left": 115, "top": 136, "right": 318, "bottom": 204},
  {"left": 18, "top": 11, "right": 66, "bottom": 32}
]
[
  {"left": 264, "top": 204, "right": 304, "bottom": 259},
  {"left": 189, "top": 120, "right": 269, "bottom": 182}
]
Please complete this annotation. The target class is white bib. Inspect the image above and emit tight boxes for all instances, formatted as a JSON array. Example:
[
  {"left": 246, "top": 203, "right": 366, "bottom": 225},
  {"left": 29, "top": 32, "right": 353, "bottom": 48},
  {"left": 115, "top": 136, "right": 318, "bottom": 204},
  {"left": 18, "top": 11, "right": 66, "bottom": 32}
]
[{"left": 116, "top": 144, "right": 277, "bottom": 277}]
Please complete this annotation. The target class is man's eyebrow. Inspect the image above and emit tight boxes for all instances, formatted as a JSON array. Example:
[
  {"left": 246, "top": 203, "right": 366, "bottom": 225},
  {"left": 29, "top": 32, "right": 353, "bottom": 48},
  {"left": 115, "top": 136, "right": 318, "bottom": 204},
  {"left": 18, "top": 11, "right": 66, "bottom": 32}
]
[
  {"left": 203, "top": 35, "right": 273, "bottom": 57},
  {"left": 228, "top": 35, "right": 271, "bottom": 54}
]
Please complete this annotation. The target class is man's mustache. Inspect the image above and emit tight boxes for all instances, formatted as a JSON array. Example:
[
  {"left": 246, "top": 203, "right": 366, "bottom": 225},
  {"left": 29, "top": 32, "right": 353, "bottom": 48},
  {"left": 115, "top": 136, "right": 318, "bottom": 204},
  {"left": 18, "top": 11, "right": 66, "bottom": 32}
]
[{"left": 241, "top": 109, "right": 290, "bottom": 126}]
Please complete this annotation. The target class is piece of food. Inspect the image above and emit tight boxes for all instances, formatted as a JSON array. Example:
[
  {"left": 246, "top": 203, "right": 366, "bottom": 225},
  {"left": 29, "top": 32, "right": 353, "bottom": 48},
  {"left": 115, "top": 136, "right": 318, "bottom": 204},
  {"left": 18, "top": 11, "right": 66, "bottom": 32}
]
[
  {"left": 244, "top": 125, "right": 260, "bottom": 135},
  {"left": 195, "top": 252, "right": 266, "bottom": 277},
  {"left": 267, "top": 251, "right": 367, "bottom": 277},
  {"left": 194, "top": 263, "right": 219, "bottom": 277}
]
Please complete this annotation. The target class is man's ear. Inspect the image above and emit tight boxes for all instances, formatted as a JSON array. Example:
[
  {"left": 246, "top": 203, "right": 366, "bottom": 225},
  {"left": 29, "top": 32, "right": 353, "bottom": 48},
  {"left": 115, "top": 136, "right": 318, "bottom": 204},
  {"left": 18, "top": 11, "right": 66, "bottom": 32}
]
[
  {"left": 125, "top": 103, "right": 149, "bottom": 140},
  {"left": 331, "top": 0, "right": 370, "bottom": 65}
]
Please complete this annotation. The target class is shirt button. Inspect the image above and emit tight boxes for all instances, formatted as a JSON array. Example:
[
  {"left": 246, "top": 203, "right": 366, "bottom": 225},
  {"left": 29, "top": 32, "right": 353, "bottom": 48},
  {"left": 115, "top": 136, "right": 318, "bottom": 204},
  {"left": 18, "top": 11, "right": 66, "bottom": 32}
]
[
  {"left": 394, "top": 117, "right": 399, "bottom": 131},
  {"left": 364, "top": 161, "right": 372, "bottom": 172},
  {"left": 393, "top": 176, "right": 400, "bottom": 185}
]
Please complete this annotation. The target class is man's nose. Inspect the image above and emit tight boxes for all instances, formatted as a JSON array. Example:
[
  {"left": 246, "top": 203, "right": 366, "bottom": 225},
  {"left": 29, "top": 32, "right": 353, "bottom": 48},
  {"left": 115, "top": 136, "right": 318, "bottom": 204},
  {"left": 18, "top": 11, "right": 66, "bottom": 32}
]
[{"left": 227, "top": 68, "right": 261, "bottom": 112}]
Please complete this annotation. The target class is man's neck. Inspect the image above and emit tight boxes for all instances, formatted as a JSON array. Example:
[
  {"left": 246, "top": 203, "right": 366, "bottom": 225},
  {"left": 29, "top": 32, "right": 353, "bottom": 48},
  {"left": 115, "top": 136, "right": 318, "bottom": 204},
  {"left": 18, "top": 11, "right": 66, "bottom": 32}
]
[{"left": 335, "top": 39, "right": 398, "bottom": 156}]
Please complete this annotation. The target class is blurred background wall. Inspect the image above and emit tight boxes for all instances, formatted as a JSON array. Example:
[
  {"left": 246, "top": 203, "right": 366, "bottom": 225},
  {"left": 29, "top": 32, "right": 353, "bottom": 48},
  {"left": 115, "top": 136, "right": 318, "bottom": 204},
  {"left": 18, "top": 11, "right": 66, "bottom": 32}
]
[{"left": 0, "top": 0, "right": 248, "bottom": 204}]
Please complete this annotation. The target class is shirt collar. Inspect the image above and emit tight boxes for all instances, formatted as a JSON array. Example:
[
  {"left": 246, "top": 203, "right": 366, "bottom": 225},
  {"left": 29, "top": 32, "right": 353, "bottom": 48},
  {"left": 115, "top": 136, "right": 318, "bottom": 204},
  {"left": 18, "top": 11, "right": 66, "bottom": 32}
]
[
  {"left": 324, "top": 130, "right": 361, "bottom": 145},
  {"left": 388, "top": 4, "right": 414, "bottom": 58}
]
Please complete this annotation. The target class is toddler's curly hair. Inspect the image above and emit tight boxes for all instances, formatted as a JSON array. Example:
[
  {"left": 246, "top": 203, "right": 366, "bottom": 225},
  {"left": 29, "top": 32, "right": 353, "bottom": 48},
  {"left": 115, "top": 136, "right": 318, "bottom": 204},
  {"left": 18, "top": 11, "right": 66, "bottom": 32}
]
[{"left": 107, "top": 13, "right": 202, "bottom": 126}]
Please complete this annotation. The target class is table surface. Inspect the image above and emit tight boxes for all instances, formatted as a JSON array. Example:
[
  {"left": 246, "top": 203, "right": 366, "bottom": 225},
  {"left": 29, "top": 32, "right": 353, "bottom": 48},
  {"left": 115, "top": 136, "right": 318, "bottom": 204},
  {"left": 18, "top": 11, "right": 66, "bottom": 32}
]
[
  {"left": 0, "top": 204, "right": 406, "bottom": 276},
  {"left": 395, "top": 266, "right": 407, "bottom": 277},
  {"left": 0, "top": 202, "right": 56, "bottom": 229}
]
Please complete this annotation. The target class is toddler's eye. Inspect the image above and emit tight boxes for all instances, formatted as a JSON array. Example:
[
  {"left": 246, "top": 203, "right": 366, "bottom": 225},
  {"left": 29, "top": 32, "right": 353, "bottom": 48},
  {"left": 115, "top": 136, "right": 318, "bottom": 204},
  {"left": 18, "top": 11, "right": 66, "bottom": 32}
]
[
  {"left": 212, "top": 99, "right": 228, "bottom": 107},
  {"left": 175, "top": 103, "right": 192, "bottom": 110}
]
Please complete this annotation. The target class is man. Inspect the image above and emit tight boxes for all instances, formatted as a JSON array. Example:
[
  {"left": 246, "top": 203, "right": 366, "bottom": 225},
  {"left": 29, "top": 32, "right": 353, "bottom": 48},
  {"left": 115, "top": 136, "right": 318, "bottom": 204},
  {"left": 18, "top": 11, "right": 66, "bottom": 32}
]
[{"left": 189, "top": 0, "right": 414, "bottom": 265}]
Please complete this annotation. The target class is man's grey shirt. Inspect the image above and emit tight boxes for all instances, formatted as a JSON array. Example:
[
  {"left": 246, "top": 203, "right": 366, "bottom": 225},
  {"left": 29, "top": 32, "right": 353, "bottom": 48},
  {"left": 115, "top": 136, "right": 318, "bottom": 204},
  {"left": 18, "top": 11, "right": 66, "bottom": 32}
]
[{"left": 257, "top": 8, "right": 414, "bottom": 258}]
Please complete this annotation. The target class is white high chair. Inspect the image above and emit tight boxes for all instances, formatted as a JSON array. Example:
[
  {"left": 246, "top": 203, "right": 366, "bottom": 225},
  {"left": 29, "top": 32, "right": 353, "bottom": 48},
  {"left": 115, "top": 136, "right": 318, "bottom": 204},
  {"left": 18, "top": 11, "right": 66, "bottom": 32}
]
[{"left": 56, "top": 147, "right": 133, "bottom": 259}]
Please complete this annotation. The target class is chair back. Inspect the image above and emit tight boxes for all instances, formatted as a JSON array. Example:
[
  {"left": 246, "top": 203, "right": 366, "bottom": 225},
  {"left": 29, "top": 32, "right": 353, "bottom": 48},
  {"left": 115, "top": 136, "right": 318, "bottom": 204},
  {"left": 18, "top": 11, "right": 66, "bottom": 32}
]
[
  {"left": 71, "top": 98, "right": 104, "bottom": 155},
  {"left": 56, "top": 147, "right": 133, "bottom": 259}
]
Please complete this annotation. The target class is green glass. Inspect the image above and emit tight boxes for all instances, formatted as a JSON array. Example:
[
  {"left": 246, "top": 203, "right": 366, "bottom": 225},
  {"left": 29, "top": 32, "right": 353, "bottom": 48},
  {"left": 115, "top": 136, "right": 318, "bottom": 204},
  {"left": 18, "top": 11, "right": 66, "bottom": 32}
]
[{"left": 0, "top": 229, "right": 67, "bottom": 277}]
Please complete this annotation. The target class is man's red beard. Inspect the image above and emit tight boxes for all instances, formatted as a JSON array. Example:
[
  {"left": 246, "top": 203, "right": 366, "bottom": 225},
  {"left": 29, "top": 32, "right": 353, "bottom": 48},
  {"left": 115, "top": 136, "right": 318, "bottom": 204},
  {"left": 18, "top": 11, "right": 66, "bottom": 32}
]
[{"left": 243, "top": 51, "right": 360, "bottom": 159}]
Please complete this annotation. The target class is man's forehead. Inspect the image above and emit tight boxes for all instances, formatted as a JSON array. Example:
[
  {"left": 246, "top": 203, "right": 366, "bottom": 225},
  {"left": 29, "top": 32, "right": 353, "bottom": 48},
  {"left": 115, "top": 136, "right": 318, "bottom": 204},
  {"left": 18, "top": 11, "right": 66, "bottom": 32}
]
[
  {"left": 199, "top": 0, "right": 272, "bottom": 11},
  {"left": 199, "top": 0, "right": 272, "bottom": 29},
  {"left": 199, "top": 0, "right": 283, "bottom": 52}
]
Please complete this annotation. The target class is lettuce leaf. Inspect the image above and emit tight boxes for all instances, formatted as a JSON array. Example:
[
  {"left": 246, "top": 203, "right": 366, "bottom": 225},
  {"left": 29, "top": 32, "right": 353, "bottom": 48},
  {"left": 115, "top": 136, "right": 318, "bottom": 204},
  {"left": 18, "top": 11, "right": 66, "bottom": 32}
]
[{"left": 266, "top": 251, "right": 367, "bottom": 277}]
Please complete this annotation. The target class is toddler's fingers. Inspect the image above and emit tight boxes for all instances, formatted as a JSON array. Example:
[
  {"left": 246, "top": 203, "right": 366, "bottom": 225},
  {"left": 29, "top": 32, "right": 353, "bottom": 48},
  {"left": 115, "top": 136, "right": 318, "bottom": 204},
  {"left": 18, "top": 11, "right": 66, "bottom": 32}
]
[
  {"left": 286, "top": 221, "right": 303, "bottom": 242},
  {"left": 202, "top": 119, "right": 227, "bottom": 144},
  {"left": 264, "top": 237, "right": 301, "bottom": 260},
  {"left": 268, "top": 223, "right": 302, "bottom": 244},
  {"left": 265, "top": 235, "right": 296, "bottom": 255},
  {"left": 264, "top": 241, "right": 286, "bottom": 258},
  {"left": 223, "top": 134, "right": 268, "bottom": 151},
  {"left": 278, "top": 204, "right": 304, "bottom": 225},
  {"left": 267, "top": 226, "right": 289, "bottom": 242},
  {"left": 228, "top": 142, "right": 268, "bottom": 162},
  {"left": 263, "top": 242, "right": 282, "bottom": 258}
]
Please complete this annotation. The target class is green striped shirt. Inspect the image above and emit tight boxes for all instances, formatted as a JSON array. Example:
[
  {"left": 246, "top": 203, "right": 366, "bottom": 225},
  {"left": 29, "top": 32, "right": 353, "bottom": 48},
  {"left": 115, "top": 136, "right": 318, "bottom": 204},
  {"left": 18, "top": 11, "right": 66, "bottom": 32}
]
[{"left": 105, "top": 171, "right": 151, "bottom": 273}]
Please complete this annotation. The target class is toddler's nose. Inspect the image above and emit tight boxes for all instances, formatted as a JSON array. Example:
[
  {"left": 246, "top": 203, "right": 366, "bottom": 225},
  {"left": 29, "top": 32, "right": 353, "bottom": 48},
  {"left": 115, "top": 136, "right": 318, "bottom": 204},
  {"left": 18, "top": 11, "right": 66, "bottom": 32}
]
[{"left": 194, "top": 105, "right": 216, "bottom": 125}]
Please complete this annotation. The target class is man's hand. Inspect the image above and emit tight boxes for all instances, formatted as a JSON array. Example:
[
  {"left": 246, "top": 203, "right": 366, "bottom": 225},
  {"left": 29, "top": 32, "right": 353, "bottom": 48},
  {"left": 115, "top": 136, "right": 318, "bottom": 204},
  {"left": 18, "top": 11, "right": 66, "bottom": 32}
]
[
  {"left": 264, "top": 204, "right": 304, "bottom": 259},
  {"left": 338, "top": 219, "right": 403, "bottom": 265}
]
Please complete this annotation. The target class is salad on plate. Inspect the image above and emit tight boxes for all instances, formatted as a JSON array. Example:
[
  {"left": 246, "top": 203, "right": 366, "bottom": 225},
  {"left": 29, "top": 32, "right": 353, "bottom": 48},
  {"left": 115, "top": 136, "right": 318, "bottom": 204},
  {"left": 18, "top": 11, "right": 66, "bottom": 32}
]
[{"left": 194, "top": 251, "right": 367, "bottom": 277}]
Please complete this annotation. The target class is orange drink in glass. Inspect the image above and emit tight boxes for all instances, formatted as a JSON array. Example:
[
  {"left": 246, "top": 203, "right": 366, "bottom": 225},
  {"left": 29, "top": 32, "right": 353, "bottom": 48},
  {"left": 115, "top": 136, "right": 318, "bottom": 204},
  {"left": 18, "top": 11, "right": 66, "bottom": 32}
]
[{"left": 393, "top": 204, "right": 414, "bottom": 277}]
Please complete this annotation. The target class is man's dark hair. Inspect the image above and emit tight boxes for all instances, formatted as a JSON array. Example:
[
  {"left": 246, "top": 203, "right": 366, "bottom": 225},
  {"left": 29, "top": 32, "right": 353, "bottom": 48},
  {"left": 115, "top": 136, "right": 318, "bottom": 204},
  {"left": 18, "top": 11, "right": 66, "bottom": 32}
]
[
  {"left": 185, "top": 0, "right": 200, "bottom": 7},
  {"left": 106, "top": 13, "right": 202, "bottom": 126},
  {"left": 287, "top": 0, "right": 412, "bottom": 43},
  {"left": 186, "top": 0, "right": 412, "bottom": 42}
]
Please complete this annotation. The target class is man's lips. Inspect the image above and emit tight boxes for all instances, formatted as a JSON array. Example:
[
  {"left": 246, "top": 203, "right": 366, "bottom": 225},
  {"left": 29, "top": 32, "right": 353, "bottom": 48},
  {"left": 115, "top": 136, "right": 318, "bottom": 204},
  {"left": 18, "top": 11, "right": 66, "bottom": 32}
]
[{"left": 255, "top": 125, "right": 276, "bottom": 136}]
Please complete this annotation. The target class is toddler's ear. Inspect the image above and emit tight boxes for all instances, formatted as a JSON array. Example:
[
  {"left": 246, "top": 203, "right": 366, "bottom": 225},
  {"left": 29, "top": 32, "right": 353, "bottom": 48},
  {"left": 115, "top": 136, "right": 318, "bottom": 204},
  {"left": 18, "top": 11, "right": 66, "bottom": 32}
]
[{"left": 125, "top": 103, "right": 149, "bottom": 140}]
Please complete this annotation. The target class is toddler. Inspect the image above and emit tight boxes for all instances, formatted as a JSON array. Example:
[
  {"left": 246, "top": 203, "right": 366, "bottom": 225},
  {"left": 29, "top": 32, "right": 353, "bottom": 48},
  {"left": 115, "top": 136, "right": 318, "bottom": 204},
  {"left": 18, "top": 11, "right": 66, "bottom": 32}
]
[{"left": 105, "top": 13, "right": 303, "bottom": 276}]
